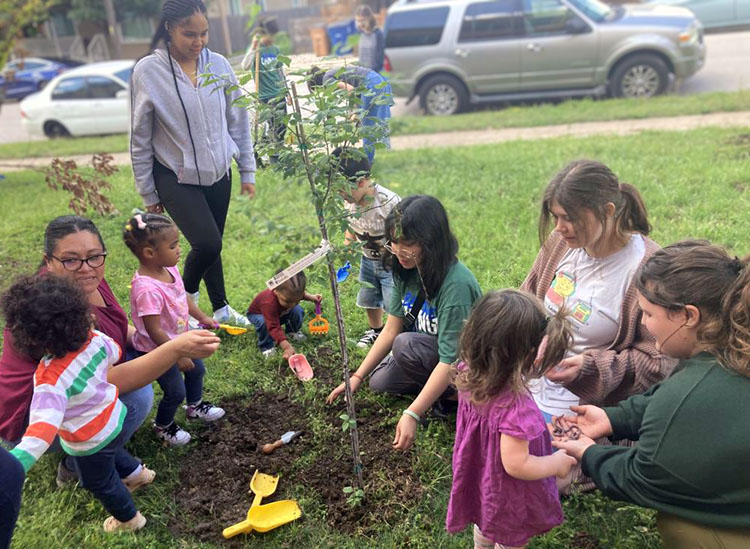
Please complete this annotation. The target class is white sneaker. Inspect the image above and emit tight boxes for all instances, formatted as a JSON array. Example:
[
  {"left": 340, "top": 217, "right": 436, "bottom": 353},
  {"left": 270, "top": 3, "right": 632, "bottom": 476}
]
[
  {"left": 288, "top": 331, "right": 307, "bottom": 342},
  {"left": 213, "top": 304, "right": 251, "bottom": 327},
  {"left": 262, "top": 347, "right": 277, "bottom": 358},
  {"left": 154, "top": 422, "right": 191, "bottom": 446},
  {"left": 184, "top": 401, "right": 226, "bottom": 422}
]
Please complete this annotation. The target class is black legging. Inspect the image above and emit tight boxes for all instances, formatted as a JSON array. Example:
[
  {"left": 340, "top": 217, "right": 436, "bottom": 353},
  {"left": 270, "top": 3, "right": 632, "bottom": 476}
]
[{"left": 153, "top": 159, "right": 231, "bottom": 311}]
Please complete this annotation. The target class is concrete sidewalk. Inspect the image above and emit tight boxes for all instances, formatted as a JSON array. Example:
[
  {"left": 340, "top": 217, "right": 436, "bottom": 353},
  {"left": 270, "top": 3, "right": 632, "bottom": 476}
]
[{"left": 1, "top": 110, "right": 748, "bottom": 173}]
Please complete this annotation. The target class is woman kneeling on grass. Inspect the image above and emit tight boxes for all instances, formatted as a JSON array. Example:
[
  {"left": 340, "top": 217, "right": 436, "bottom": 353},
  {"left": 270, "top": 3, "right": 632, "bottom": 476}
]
[
  {"left": 327, "top": 195, "right": 483, "bottom": 450},
  {"left": 0, "top": 216, "right": 155, "bottom": 484},
  {"left": 2, "top": 275, "right": 219, "bottom": 533},
  {"left": 553, "top": 240, "right": 750, "bottom": 549},
  {"left": 522, "top": 160, "right": 677, "bottom": 490}
]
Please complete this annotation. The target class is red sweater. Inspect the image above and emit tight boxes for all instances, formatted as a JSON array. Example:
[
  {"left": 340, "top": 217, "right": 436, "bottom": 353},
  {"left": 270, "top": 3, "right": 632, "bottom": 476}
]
[
  {"left": 247, "top": 289, "right": 291, "bottom": 344},
  {"left": 0, "top": 277, "right": 129, "bottom": 442}
]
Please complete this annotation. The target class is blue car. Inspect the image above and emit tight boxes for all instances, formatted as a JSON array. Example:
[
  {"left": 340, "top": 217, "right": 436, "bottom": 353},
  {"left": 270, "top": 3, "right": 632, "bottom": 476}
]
[{"left": 0, "top": 57, "right": 80, "bottom": 100}]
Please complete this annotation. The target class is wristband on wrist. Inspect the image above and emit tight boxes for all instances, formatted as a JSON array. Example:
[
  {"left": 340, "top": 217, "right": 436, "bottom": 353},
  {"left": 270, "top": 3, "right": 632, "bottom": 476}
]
[
  {"left": 351, "top": 373, "right": 363, "bottom": 382},
  {"left": 402, "top": 409, "right": 420, "bottom": 422}
]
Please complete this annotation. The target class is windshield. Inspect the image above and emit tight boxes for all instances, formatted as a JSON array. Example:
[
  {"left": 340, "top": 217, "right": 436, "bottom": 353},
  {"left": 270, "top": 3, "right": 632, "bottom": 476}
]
[{"left": 566, "top": 0, "right": 613, "bottom": 22}]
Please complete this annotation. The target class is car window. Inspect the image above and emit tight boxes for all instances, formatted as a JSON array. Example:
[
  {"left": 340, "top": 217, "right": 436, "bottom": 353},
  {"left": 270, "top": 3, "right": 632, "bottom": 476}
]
[
  {"left": 523, "top": 0, "right": 573, "bottom": 36},
  {"left": 385, "top": 7, "right": 450, "bottom": 48},
  {"left": 22, "top": 61, "right": 45, "bottom": 70},
  {"left": 459, "top": 0, "right": 524, "bottom": 43},
  {"left": 114, "top": 67, "right": 133, "bottom": 84},
  {"left": 51, "top": 77, "right": 88, "bottom": 100},
  {"left": 87, "top": 76, "right": 124, "bottom": 98}
]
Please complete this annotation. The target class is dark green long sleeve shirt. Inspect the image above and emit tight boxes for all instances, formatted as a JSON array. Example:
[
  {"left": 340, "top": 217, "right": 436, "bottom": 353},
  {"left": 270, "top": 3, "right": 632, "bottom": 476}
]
[{"left": 582, "top": 353, "right": 750, "bottom": 528}]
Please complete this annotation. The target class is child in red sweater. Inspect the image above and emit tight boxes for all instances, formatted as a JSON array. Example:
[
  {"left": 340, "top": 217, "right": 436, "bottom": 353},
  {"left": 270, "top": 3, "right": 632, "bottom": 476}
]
[{"left": 247, "top": 271, "right": 321, "bottom": 360}]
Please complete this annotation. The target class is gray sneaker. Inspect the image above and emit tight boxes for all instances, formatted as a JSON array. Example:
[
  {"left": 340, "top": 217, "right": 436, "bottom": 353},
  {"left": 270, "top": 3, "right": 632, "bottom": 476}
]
[{"left": 56, "top": 458, "right": 79, "bottom": 488}]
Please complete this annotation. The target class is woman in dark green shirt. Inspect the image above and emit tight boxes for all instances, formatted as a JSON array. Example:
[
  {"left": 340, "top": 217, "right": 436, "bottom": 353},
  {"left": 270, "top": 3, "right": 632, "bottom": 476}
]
[
  {"left": 553, "top": 240, "right": 750, "bottom": 549},
  {"left": 326, "top": 195, "right": 482, "bottom": 450}
]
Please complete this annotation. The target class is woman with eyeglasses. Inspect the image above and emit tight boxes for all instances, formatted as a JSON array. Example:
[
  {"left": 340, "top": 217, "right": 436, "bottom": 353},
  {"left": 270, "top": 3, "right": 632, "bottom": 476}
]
[
  {"left": 327, "top": 195, "right": 482, "bottom": 450},
  {"left": 0, "top": 215, "right": 220, "bottom": 486}
]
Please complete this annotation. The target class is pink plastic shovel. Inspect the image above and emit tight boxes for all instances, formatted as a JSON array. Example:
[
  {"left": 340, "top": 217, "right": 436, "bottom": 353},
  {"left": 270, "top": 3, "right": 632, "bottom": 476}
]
[{"left": 288, "top": 353, "right": 314, "bottom": 381}]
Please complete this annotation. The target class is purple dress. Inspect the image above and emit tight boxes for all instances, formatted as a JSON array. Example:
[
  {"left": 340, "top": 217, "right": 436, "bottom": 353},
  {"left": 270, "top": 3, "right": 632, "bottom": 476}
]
[{"left": 445, "top": 385, "right": 564, "bottom": 546}]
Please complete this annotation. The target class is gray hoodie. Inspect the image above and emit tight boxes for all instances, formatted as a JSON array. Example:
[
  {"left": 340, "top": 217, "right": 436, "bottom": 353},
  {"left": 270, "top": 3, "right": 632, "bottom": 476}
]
[{"left": 130, "top": 48, "right": 255, "bottom": 206}]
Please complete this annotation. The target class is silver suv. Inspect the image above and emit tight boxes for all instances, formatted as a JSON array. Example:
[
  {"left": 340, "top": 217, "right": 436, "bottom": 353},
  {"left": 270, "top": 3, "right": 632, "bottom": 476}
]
[{"left": 384, "top": 0, "right": 706, "bottom": 115}]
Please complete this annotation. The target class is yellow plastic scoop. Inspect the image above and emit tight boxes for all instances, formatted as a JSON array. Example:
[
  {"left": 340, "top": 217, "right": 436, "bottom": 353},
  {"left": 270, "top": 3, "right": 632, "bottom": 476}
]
[
  {"left": 199, "top": 323, "right": 248, "bottom": 335},
  {"left": 247, "top": 500, "right": 302, "bottom": 532},
  {"left": 222, "top": 471, "right": 279, "bottom": 539},
  {"left": 219, "top": 324, "right": 248, "bottom": 335}
]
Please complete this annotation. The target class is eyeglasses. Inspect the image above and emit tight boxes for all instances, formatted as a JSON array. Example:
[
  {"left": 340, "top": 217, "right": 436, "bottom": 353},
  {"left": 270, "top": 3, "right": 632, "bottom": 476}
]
[
  {"left": 384, "top": 243, "right": 418, "bottom": 260},
  {"left": 50, "top": 253, "right": 107, "bottom": 272}
]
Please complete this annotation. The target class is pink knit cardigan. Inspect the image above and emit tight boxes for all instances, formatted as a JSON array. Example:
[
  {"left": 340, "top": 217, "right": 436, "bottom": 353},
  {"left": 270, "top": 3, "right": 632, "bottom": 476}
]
[{"left": 521, "top": 232, "right": 678, "bottom": 407}]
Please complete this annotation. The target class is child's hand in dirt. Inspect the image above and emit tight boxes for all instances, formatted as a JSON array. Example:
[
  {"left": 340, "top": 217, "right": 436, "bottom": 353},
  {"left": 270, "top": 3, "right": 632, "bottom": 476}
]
[
  {"left": 392, "top": 413, "right": 417, "bottom": 451},
  {"left": 550, "top": 449, "right": 578, "bottom": 478},
  {"left": 326, "top": 375, "right": 362, "bottom": 404},
  {"left": 171, "top": 330, "right": 220, "bottom": 359},
  {"left": 178, "top": 357, "right": 195, "bottom": 371},
  {"left": 552, "top": 435, "right": 597, "bottom": 462}
]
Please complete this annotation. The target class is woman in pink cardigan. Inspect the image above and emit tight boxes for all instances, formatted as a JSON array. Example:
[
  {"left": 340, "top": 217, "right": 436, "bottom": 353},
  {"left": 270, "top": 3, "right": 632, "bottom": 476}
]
[{"left": 521, "top": 160, "right": 677, "bottom": 490}]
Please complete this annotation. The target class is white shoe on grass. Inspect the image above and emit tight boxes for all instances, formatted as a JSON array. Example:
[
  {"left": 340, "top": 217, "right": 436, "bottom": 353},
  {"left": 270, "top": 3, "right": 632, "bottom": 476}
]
[{"left": 213, "top": 304, "right": 250, "bottom": 327}]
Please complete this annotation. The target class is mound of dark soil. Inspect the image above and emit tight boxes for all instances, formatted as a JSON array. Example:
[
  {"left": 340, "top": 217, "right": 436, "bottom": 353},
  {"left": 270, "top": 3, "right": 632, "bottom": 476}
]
[{"left": 170, "top": 354, "right": 422, "bottom": 544}]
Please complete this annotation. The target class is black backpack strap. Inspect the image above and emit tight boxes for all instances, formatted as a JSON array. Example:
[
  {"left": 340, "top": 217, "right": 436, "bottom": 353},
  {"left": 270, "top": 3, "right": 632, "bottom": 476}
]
[{"left": 403, "top": 288, "right": 426, "bottom": 331}]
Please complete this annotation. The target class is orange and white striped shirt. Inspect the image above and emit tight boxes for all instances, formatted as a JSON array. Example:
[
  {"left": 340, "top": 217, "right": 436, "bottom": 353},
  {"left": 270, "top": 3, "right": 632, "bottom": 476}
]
[{"left": 10, "top": 331, "right": 126, "bottom": 473}]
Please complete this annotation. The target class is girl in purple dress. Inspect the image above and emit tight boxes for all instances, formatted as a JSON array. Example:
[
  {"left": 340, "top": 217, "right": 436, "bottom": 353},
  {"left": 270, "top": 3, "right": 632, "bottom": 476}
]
[{"left": 446, "top": 290, "right": 576, "bottom": 548}]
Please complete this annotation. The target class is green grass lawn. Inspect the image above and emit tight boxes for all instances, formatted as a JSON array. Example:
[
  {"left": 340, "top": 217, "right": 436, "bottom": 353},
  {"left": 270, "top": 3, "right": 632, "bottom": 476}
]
[
  {"left": 1, "top": 90, "right": 748, "bottom": 160},
  {"left": 3, "top": 126, "right": 750, "bottom": 548}
]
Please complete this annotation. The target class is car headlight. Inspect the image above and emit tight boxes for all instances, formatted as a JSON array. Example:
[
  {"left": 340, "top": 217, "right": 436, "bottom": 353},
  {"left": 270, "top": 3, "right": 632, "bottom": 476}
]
[{"left": 678, "top": 23, "right": 699, "bottom": 46}]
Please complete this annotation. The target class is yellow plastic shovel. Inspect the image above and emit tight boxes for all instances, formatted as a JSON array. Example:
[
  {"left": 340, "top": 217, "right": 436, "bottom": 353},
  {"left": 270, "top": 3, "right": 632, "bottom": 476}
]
[{"left": 222, "top": 471, "right": 302, "bottom": 538}]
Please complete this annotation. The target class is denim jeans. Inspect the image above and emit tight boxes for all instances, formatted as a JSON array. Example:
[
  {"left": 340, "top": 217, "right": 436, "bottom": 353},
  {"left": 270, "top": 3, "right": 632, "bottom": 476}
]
[
  {"left": 249, "top": 305, "right": 304, "bottom": 352},
  {"left": 154, "top": 359, "right": 206, "bottom": 427},
  {"left": 0, "top": 446, "right": 24, "bottom": 548},
  {"left": 356, "top": 256, "right": 395, "bottom": 310},
  {"left": 72, "top": 427, "right": 139, "bottom": 522}
]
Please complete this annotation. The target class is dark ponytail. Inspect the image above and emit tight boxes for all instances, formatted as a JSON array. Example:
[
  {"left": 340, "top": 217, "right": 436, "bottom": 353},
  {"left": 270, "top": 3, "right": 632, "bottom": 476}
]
[
  {"left": 148, "top": 0, "right": 208, "bottom": 187},
  {"left": 538, "top": 160, "right": 651, "bottom": 247},
  {"left": 150, "top": 0, "right": 207, "bottom": 52}
]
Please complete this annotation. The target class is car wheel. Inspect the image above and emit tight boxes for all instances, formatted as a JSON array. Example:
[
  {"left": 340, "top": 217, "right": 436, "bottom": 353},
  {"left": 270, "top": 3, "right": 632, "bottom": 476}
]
[
  {"left": 44, "top": 121, "right": 71, "bottom": 139},
  {"left": 610, "top": 54, "right": 669, "bottom": 98},
  {"left": 419, "top": 74, "right": 468, "bottom": 116}
]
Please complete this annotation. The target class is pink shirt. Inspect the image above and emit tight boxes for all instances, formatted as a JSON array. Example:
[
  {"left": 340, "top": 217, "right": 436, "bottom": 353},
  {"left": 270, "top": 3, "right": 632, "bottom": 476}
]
[{"left": 130, "top": 266, "right": 189, "bottom": 353}]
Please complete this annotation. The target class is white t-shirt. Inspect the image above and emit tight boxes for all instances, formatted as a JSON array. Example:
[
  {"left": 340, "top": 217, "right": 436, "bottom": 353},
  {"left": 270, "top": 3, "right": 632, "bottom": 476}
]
[
  {"left": 529, "top": 233, "right": 646, "bottom": 417},
  {"left": 345, "top": 184, "right": 401, "bottom": 260}
]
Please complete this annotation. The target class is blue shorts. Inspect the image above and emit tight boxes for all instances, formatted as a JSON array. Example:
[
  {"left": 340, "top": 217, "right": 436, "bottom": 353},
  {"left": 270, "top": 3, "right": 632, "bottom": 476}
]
[{"left": 356, "top": 256, "right": 394, "bottom": 310}]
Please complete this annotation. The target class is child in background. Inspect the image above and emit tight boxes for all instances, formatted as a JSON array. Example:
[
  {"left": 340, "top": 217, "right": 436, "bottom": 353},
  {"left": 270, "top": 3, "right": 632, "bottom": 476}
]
[
  {"left": 124, "top": 213, "right": 225, "bottom": 447},
  {"left": 247, "top": 271, "right": 322, "bottom": 360},
  {"left": 242, "top": 15, "right": 288, "bottom": 163},
  {"left": 446, "top": 290, "right": 576, "bottom": 548},
  {"left": 332, "top": 146, "right": 400, "bottom": 348},
  {"left": 355, "top": 5, "right": 385, "bottom": 73},
  {"left": 3, "top": 275, "right": 152, "bottom": 532}
]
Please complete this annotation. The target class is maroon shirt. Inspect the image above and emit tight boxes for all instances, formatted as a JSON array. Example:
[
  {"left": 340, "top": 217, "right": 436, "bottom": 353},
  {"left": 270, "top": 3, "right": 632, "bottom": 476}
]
[
  {"left": 247, "top": 289, "right": 290, "bottom": 344},
  {"left": 0, "top": 277, "right": 129, "bottom": 442}
]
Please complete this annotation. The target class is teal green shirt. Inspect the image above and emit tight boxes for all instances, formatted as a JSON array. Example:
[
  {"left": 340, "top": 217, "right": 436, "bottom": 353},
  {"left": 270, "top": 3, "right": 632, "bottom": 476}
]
[
  {"left": 387, "top": 261, "right": 482, "bottom": 364},
  {"left": 582, "top": 353, "right": 750, "bottom": 528},
  {"left": 249, "top": 45, "right": 286, "bottom": 100}
]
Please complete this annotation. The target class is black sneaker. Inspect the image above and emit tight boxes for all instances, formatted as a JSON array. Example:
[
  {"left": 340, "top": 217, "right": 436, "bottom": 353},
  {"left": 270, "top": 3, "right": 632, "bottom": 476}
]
[{"left": 356, "top": 328, "right": 382, "bottom": 348}]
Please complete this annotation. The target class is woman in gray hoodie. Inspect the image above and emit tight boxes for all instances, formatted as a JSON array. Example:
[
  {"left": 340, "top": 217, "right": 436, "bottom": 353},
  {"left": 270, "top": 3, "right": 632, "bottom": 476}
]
[{"left": 130, "top": 0, "right": 254, "bottom": 326}]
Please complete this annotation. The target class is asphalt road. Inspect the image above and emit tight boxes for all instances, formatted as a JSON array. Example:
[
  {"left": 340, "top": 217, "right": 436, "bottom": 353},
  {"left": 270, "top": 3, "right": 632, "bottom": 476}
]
[{"left": 1, "top": 30, "right": 748, "bottom": 145}]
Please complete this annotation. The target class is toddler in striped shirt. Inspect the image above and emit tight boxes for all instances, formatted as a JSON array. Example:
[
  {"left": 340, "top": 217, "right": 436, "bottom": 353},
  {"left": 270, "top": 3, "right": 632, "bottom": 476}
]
[{"left": 4, "top": 274, "right": 151, "bottom": 533}]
